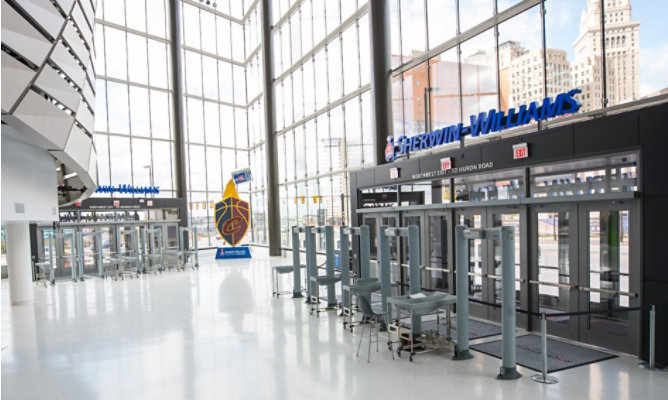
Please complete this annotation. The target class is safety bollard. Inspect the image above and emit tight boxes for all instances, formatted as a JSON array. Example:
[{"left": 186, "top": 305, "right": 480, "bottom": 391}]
[
  {"left": 639, "top": 305, "right": 666, "bottom": 371},
  {"left": 531, "top": 313, "right": 558, "bottom": 383}
]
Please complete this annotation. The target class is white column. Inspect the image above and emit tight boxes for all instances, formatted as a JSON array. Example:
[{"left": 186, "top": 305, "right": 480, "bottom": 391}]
[{"left": 5, "top": 222, "right": 33, "bottom": 305}]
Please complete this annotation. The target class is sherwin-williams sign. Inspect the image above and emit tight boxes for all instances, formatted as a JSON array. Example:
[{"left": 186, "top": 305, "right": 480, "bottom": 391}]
[
  {"left": 95, "top": 185, "right": 160, "bottom": 194},
  {"left": 385, "top": 89, "right": 582, "bottom": 162}
]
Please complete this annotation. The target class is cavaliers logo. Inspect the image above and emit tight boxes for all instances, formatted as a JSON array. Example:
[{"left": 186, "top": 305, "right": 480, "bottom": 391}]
[
  {"left": 385, "top": 137, "right": 396, "bottom": 162},
  {"left": 215, "top": 179, "right": 250, "bottom": 247}
]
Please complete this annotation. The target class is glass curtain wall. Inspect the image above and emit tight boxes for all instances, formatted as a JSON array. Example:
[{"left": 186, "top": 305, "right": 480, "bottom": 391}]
[
  {"left": 273, "top": 0, "right": 374, "bottom": 248},
  {"left": 95, "top": 0, "right": 265, "bottom": 247},
  {"left": 390, "top": 0, "right": 668, "bottom": 156},
  {"left": 94, "top": 0, "right": 175, "bottom": 199}
]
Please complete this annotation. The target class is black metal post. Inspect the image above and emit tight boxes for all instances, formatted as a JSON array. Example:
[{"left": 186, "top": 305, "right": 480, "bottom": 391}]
[
  {"left": 261, "top": 0, "right": 281, "bottom": 256},
  {"left": 369, "top": 0, "right": 393, "bottom": 165},
  {"left": 169, "top": 0, "right": 189, "bottom": 230}
]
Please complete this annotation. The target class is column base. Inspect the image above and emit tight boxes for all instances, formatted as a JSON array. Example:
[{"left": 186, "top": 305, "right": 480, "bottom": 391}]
[{"left": 497, "top": 366, "right": 522, "bottom": 380}]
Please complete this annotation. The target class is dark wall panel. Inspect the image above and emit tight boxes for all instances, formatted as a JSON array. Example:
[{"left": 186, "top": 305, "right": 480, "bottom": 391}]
[
  {"left": 642, "top": 195, "right": 668, "bottom": 283},
  {"left": 530, "top": 126, "right": 574, "bottom": 162},
  {"left": 356, "top": 169, "right": 375, "bottom": 188},
  {"left": 573, "top": 112, "right": 639, "bottom": 155},
  {"left": 639, "top": 104, "right": 668, "bottom": 197}
]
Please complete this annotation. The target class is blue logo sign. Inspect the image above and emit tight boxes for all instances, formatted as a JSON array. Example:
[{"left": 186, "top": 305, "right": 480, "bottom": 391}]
[
  {"left": 386, "top": 89, "right": 582, "bottom": 161},
  {"left": 95, "top": 185, "right": 160, "bottom": 194},
  {"left": 232, "top": 169, "right": 252, "bottom": 184}
]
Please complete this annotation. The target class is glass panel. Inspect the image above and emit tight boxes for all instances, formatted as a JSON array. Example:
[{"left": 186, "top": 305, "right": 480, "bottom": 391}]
[
  {"left": 218, "top": 61, "right": 234, "bottom": 103},
  {"left": 631, "top": 1, "right": 668, "bottom": 102},
  {"left": 459, "top": 213, "right": 483, "bottom": 300},
  {"left": 183, "top": 3, "right": 201, "bottom": 49},
  {"left": 428, "top": 215, "right": 449, "bottom": 291},
  {"left": 342, "top": 24, "right": 360, "bottom": 95},
  {"left": 131, "top": 138, "right": 152, "bottom": 186},
  {"left": 187, "top": 98, "right": 204, "bottom": 143},
  {"left": 545, "top": 0, "right": 602, "bottom": 113},
  {"left": 358, "top": 14, "right": 370, "bottom": 86},
  {"left": 204, "top": 101, "right": 220, "bottom": 146},
  {"left": 458, "top": 0, "right": 493, "bottom": 33},
  {"left": 217, "top": 17, "right": 232, "bottom": 59},
  {"left": 317, "top": 113, "right": 330, "bottom": 172},
  {"left": 94, "top": 80, "right": 107, "bottom": 132},
  {"left": 189, "top": 145, "right": 207, "bottom": 190},
  {"left": 305, "top": 119, "right": 318, "bottom": 175},
  {"left": 200, "top": 11, "right": 216, "bottom": 54},
  {"left": 94, "top": 134, "right": 111, "bottom": 186},
  {"left": 460, "top": 29, "right": 499, "bottom": 124},
  {"left": 392, "top": 74, "right": 404, "bottom": 137},
  {"left": 492, "top": 213, "right": 521, "bottom": 307},
  {"left": 361, "top": 91, "right": 373, "bottom": 164},
  {"left": 390, "top": 0, "right": 401, "bottom": 68},
  {"left": 328, "top": 38, "right": 343, "bottom": 101},
  {"left": 152, "top": 141, "right": 173, "bottom": 190},
  {"left": 498, "top": 6, "right": 545, "bottom": 114},
  {"left": 537, "top": 211, "right": 570, "bottom": 323},
  {"left": 202, "top": 56, "right": 218, "bottom": 100},
  {"left": 314, "top": 49, "right": 329, "bottom": 108},
  {"left": 150, "top": 90, "right": 170, "bottom": 139},
  {"left": 312, "top": 0, "right": 326, "bottom": 45},
  {"left": 206, "top": 147, "right": 222, "bottom": 192},
  {"left": 104, "top": 0, "right": 125, "bottom": 26},
  {"left": 185, "top": 51, "right": 202, "bottom": 96},
  {"left": 301, "top": 0, "right": 313, "bottom": 54},
  {"left": 295, "top": 126, "right": 306, "bottom": 179},
  {"left": 129, "top": 86, "right": 150, "bottom": 137},
  {"left": 325, "top": 0, "right": 340, "bottom": 35},
  {"left": 109, "top": 136, "right": 132, "bottom": 186},
  {"left": 588, "top": 210, "right": 630, "bottom": 336},
  {"left": 454, "top": 170, "right": 524, "bottom": 202},
  {"left": 430, "top": 47, "right": 461, "bottom": 129},
  {"left": 403, "top": 62, "right": 429, "bottom": 135},
  {"left": 400, "top": 0, "right": 426, "bottom": 61},
  {"left": 127, "top": 34, "right": 148, "bottom": 85},
  {"left": 107, "top": 82, "right": 129, "bottom": 134},
  {"left": 303, "top": 58, "right": 316, "bottom": 113},
  {"left": 344, "top": 97, "right": 362, "bottom": 168},
  {"left": 147, "top": 40, "right": 168, "bottom": 89},
  {"left": 427, "top": 0, "right": 456, "bottom": 49},
  {"left": 105, "top": 27, "right": 127, "bottom": 80},
  {"left": 146, "top": 0, "right": 167, "bottom": 38},
  {"left": 126, "top": 0, "right": 146, "bottom": 32}
]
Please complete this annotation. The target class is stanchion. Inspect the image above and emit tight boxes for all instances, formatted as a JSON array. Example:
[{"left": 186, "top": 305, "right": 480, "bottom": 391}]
[
  {"left": 639, "top": 305, "right": 666, "bottom": 371},
  {"left": 531, "top": 313, "right": 558, "bottom": 384}
]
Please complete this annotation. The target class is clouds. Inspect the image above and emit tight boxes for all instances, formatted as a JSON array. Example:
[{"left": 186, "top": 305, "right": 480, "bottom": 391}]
[{"left": 639, "top": 43, "right": 668, "bottom": 96}]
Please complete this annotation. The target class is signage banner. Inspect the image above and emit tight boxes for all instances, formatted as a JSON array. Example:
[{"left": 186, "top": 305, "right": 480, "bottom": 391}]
[
  {"left": 385, "top": 89, "right": 581, "bottom": 162},
  {"left": 232, "top": 168, "right": 252, "bottom": 184},
  {"left": 216, "top": 246, "right": 252, "bottom": 259}
]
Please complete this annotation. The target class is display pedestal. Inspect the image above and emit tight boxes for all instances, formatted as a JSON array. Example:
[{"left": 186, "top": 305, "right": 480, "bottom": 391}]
[{"left": 215, "top": 246, "right": 252, "bottom": 259}]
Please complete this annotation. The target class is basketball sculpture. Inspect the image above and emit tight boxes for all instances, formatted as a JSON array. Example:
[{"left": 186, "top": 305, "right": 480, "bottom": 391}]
[{"left": 215, "top": 179, "right": 250, "bottom": 247}]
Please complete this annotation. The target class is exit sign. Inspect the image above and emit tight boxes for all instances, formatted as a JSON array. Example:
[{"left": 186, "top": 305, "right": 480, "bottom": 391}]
[
  {"left": 513, "top": 143, "right": 528, "bottom": 159},
  {"left": 440, "top": 157, "right": 452, "bottom": 171},
  {"left": 390, "top": 167, "right": 400, "bottom": 179}
]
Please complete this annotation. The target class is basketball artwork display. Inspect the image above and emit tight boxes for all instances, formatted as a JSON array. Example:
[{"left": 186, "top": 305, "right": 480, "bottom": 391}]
[{"left": 215, "top": 179, "right": 250, "bottom": 247}]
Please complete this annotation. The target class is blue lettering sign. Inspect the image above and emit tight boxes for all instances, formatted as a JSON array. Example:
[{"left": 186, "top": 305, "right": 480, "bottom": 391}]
[
  {"left": 384, "top": 89, "right": 581, "bottom": 162},
  {"left": 95, "top": 185, "right": 160, "bottom": 194}
]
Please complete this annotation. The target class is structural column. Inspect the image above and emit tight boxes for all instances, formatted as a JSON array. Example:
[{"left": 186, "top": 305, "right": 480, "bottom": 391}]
[
  {"left": 369, "top": 0, "right": 393, "bottom": 165},
  {"left": 169, "top": 0, "right": 189, "bottom": 228},
  {"left": 261, "top": 0, "right": 281, "bottom": 255},
  {"left": 5, "top": 222, "right": 33, "bottom": 305}
]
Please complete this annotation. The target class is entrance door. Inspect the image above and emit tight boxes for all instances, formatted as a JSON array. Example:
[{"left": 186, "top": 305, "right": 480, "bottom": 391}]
[
  {"left": 578, "top": 201, "right": 640, "bottom": 354},
  {"left": 530, "top": 205, "right": 578, "bottom": 339},
  {"left": 403, "top": 211, "right": 425, "bottom": 294},
  {"left": 487, "top": 207, "right": 524, "bottom": 324},
  {"left": 425, "top": 211, "right": 452, "bottom": 293},
  {"left": 456, "top": 209, "right": 487, "bottom": 318}
]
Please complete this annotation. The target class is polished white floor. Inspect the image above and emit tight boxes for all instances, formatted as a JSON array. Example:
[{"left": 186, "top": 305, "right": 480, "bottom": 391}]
[{"left": 2, "top": 248, "right": 666, "bottom": 400}]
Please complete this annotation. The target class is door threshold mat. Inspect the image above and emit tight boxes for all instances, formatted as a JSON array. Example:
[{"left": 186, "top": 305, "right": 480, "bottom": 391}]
[
  {"left": 470, "top": 334, "right": 617, "bottom": 373},
  {"left": 421, "top": 319, "right": 503, "bottom": 340}
]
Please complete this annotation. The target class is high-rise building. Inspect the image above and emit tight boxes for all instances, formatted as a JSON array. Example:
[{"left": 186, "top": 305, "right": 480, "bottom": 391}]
[{"left": 574, "top": 0, "right": 639, "bottom": 110}]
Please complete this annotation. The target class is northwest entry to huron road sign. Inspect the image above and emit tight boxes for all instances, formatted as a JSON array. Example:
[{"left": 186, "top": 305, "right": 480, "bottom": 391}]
[{"left": 385, "top": 88, "right": 582, "bottom": 162}]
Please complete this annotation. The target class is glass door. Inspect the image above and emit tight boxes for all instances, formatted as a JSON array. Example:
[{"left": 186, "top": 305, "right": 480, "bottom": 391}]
[
  {"left": 530, "top": 205, "right": 578, "bottom": 339},
  {"left": 425, "top": 211, "right": 452, "bottom": 293},
  {"left": 456, "top": 209, "right": 487, "bottom": 318},
  {"left": 487, "top": 208, "right": 524, "bottom": 324},
  {"left": 578, "top": 201, "right": 640, "bottom": 353},
  {"left": 402, "top": 211, "right": 425, "bottom": 294}
]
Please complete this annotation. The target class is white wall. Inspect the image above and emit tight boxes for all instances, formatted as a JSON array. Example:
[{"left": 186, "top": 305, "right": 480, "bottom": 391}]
[{"left": 1, "top": 127, "right": 58, "bottom": 223}]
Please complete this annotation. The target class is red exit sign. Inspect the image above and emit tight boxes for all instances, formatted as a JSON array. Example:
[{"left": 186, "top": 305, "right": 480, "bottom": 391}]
[
  {"left": 513, "top": 143, "right": 528, "bottom": 159},
  {"left": 440, "top": 157, "right": 452, "bottom": 171},
  {"left": 390, "top": 167, "right": 400, "bottom": 179}
]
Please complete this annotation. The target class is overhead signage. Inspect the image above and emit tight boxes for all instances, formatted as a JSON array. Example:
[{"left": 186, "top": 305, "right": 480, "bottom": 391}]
[
  {"left": 385, "top": 89, "right": 582, "bottom": 162},
  {"left": 513, "top": 143, "right": 529, "bottom": 159},
  {"left": 232, "top": 168, "right": 252, "bottom": 184},
  {"left": 95, "top": 185, "right": 160, "bottom": 194}
]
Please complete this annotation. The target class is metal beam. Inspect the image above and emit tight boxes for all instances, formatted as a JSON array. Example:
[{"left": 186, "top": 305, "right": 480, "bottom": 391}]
[{"left": 261, "top": 0, "right": 281, "bottom": 255}]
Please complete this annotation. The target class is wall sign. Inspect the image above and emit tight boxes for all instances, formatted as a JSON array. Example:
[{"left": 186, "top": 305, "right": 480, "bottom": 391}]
[
  {"left": 95, "top": 185, "right": 160, "bottom": 194},
  {"left": 390, "top": 167, "right": 400, "bottom": 179},
  {"left": 513, "top": 143, "right": 529, "bottom": 159},
  {"left": 385, "top": 89, "right": 582, "bottom": 162},
  {"left": 440, "top": 157, "right": 452, "bottom": 171}
]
